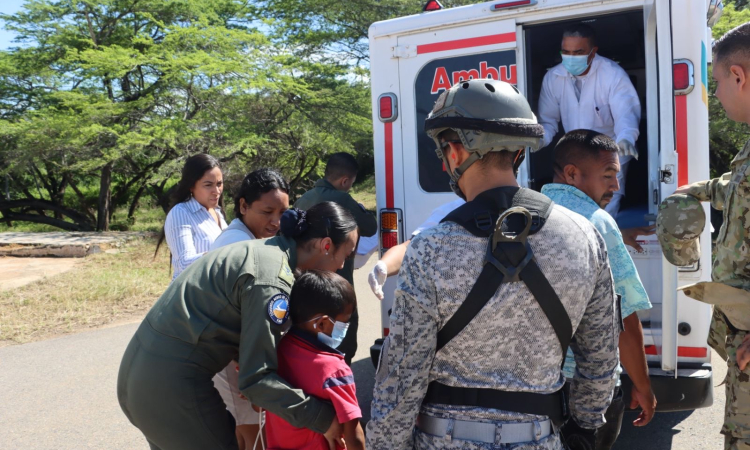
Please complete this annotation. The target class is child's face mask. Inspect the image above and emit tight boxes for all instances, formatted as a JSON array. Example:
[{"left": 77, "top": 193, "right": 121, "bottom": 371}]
[{"left": 311, "top": 316, "right": 350, "bottom": 349}]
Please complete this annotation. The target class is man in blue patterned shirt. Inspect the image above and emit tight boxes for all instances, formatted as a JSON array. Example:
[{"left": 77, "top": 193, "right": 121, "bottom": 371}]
[{"left": 541, "top": 129, "right": 655, "bottom": 450}]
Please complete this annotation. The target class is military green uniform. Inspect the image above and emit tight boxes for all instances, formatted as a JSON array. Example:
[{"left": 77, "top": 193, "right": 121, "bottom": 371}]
[
  {"left": 684, "top": 139, "right": 750, "bottom": 449},
  {"left": 117, "top": 235, "right": 335, "bottom": 450},
  {"left": 294, "top": 178, "right": 377, "bottom": 364}
]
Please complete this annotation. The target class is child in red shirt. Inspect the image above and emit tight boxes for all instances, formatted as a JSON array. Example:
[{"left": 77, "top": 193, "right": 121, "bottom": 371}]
[{"left": 265, "top": 270, "right": 365, "bottom": 450}]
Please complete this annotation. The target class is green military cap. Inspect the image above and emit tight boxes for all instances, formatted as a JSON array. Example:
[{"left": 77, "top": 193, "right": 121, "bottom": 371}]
[{"left": 656, "top": 194, "right": 705, "bottom": 266}]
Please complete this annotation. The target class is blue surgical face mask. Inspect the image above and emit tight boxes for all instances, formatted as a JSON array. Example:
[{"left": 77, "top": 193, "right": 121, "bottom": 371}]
[
  {"left": 313, "top": 317, "right": 350, "bottom": 349},
  {"left": 561, "top": 51, "right": 593, "bottom": 76}
]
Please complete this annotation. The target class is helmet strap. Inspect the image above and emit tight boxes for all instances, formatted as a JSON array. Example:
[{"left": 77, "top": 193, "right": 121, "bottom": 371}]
[{"left": 512, "top": 149, "right": 526, "bottom": 176}]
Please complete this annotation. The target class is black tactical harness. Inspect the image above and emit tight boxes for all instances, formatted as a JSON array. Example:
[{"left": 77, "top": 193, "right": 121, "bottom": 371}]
[{"left": 423, "top": 186, "right": 573, "bottom": 427}]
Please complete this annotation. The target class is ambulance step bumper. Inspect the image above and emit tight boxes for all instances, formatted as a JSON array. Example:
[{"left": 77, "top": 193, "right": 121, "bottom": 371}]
[{"left": 620, "top": 363, "right": 713, "bottom": 411}]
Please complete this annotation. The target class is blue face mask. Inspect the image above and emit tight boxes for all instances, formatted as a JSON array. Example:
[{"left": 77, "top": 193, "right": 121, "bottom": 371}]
[
  {"left": 314, "top": 317, "right": 350, "bottom": 349},
  {"left": 561, "top": 51, "right": 593, "bottom": 76}
]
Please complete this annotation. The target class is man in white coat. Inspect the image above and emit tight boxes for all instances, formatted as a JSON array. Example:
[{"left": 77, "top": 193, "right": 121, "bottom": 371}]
[{"left": 539, "top": 23, "right": 641, "bottom": 218}]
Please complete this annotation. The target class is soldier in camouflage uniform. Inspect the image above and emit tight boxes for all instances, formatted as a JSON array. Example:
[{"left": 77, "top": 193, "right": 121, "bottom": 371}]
[
  {"left": 367, "top": 79, "right": 620, "bottom": 450},
  {"left": 672, "top": 22, "right": 750, "bottom": 450}
]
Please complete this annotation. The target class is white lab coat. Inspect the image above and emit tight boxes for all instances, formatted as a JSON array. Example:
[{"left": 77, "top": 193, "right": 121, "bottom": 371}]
[{"left": 538, "top": 54, "right": 641, "bottom": 148}]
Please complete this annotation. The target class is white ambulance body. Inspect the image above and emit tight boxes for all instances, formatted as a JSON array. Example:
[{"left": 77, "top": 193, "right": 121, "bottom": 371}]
[{"left": 370, "top": 0, "right": 724, "bottom": 411}]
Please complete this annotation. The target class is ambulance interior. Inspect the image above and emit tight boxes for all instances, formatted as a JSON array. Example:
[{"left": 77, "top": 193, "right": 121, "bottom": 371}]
[
  {"left": 523, "top": 11, "right": 665, "bottom": 339},
  {"left": 524, "top": 10, "right": 648, "bottom": 230}
]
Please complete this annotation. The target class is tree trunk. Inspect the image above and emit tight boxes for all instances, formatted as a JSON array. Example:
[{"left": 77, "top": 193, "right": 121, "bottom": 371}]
[
  {"left": 128, "top": 184, "right": 147, "bottom": 220},
  {"left": 97, "top": 162, "right": 113, "bottom": 231}
]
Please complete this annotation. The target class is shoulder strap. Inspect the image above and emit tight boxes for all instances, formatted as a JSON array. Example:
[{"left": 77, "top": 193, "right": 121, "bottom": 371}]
[
  {"left": 435, "top": 191, "right": 572, "bottom": 364},
  {"left": 442, "top": 187, "right": 553, "bottom": 237}
]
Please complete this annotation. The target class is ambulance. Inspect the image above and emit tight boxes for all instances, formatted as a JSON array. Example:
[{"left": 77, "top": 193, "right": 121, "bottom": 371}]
[{"left": 369, "top": 0, "right": 724, "bottom": 411}]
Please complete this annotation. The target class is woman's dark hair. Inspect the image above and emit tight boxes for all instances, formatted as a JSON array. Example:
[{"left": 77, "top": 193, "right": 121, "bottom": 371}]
[
  {"left": 155, "top": 153, "right": 222, "bottom": 258},
  {"left": 289, "top": 270, "right": 357, "bottom": 324},
  {"left": 234, "top": 168, "right": 290, "bottom": 219},
  {"left": 170, "top": 154, "right": 222, "bottom": 206},
  {"left": 280, "top": 201, "right": 357, "bottom": 247}
]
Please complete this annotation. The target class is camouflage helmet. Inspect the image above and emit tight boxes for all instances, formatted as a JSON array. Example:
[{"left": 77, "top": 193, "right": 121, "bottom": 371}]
[
  {"left": 656, "top": 194, "right": 705, "bottom": 266},
  {"left": 424, "top": 79, "right": 544, "bottom": 197}
]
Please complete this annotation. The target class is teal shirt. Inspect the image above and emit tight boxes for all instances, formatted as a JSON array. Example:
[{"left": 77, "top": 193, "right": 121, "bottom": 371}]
[{"left": 541, "top": 183, "right": 652, "bottom": 382}]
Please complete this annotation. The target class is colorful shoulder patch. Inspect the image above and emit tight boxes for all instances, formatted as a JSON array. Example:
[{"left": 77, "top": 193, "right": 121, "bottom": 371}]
[{"left": 267, "top": 293, "right": 290, "bottom": 326}]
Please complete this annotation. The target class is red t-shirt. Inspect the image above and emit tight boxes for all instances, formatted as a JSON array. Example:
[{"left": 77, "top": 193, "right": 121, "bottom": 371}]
[{"left": 265, "top": 328, "right": 362, "bottom": 450}]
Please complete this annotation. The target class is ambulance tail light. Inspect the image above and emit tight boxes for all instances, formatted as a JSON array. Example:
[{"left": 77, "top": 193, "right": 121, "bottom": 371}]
[
  {"left": 673, "top": 59, "right": 695, "bottom": 95},
  {"left": 423, "top": 0, "right": 443, "bottom": 11},
  {"left": 490, "top": 0, "right": 537, "bottom": 11},
  {"left": 378, "top": 93, "right": 398, "bottom": 123},
  {"left": 380, "top": 209, "right": 403, "bottom": 253}
]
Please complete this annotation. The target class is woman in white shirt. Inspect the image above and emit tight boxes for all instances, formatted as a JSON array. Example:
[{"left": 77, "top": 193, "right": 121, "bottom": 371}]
[
  {"left": 155, "top": 154, "right": 227, "bottom": 281},
  {"left": 210, "top": 168, "right": 290, "bottom": 450}
]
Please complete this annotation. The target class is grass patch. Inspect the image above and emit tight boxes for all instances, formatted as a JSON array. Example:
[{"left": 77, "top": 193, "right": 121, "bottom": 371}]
[
  {"left": 0, "top": 238, "right": 170, "bottom": 345},
  {"left": 350, "top": 174, "right": 376, "bottom": 211}
]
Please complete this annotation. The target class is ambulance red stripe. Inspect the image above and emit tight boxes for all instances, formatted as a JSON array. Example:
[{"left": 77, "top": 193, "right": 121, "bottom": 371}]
[
  {"left": 384, "top": 121, "right": 394, "bottom": 209},
  {"left": 417, "top": 32, "right": 516, "bottom": 55},
  {"left": 644, "top": 345, "right": 707, "bottom": 358},
  {"left": 675, "top": 95, "right": 689, "bottom": 186}
]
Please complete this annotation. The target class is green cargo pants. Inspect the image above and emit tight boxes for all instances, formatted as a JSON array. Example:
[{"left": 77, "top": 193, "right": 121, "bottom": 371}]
[{"left": 117, "top": 322, "right": 239, "bottom": 450}]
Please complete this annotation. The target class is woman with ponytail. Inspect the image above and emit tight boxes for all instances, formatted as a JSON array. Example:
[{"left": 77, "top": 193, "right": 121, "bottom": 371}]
[
  {"left": 209, "top": 168, "right": 290, "bottom": 448},
  {"left": 118, "top": 201, "right": 358, "bottom": 450}
]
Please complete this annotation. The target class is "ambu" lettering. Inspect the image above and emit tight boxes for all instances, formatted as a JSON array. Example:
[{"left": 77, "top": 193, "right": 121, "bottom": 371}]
[{"left": 430, "top": 61, "right": 517, "bottom": 94}]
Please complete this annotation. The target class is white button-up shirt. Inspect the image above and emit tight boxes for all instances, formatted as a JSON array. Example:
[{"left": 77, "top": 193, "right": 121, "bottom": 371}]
[{"left": 164, "top": 197, "right": 226, "bottom": 280}]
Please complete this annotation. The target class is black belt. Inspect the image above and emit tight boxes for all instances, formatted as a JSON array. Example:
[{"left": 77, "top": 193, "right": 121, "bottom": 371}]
[{"left": 424, "top": 382, "right": 568, "bottom": 427}]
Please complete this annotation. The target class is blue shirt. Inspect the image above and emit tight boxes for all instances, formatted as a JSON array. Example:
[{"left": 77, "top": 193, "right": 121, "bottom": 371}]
[{"left": 541, "top": 183, "right": 651, "bottom": 381}]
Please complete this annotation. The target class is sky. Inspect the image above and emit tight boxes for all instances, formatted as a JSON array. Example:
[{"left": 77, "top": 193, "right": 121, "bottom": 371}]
[{"left": 0, "top": 0, "right": 25, "bottom": 51}]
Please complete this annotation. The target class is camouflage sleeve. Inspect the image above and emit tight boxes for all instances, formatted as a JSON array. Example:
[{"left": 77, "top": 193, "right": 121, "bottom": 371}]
[
  {"left": 569, "top": 234, "right": 620, "bottom": 429},
  {"left": 237, "top": 283, "right": 335, "bottom": 434},
  {"left": 684, "top": 172, "right": 731, "bottom": 210},
  {"left": 366, "top": 238, "right": 438, "bottom": 450}
]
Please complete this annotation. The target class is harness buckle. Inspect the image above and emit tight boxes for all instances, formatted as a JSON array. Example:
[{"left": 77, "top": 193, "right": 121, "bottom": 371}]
[{"left": 474, "top": 212, "right": 494, "bottom": 231}]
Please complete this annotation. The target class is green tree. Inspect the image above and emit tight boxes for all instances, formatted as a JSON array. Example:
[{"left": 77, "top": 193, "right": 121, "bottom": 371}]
[{"left": 0, "top": 0, "right": 372, "bottom": 230}]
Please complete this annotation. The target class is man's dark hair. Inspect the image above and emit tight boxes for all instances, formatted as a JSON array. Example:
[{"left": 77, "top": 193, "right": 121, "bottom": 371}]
[
  {"left": 714, "top": 22, "right": 750, "bottom": 73},
  {"left": 289, "top": 270, "right": 357, "bottom": 324},
  {"left": 438, "top": 129, "right": 517, "bottom": 171},
  {"left": 325, "top": 152, "right": 359, "bottom": 180},
  {"left": 553, "top": 129, "right": 618, "bottom": 176},
  {"left": 562, "top": 23, "right": 597, "bottom": 48}
]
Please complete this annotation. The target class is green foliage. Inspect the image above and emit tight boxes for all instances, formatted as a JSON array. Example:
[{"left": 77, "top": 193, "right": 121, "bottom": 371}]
[
  {"left": 0, "top": 0, "right": 373, "bottom": 231},
  {"left": 708, "top": 1, "right": 750, "bottom": 178}
]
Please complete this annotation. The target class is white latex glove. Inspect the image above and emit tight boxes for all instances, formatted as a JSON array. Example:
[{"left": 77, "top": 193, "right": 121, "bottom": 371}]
[
  {"left": 368, "top": 261, "right": 388, "bottom": 300},
  {"left": 617, "top": 139, "right": 639, "bottom": 160}
]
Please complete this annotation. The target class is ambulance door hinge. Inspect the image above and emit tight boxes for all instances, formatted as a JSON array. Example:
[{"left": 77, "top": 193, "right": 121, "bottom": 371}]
[
  {"left": 392, "top": 45, "right": 417, "bottom": 59},
  {"left": 659, "top": 164, "right": 674, "bottom": 184}
]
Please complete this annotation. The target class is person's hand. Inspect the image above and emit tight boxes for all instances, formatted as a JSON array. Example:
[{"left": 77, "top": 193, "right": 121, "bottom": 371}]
[
  {"left": 617, "top": 140, "right": 639, "bottom": 160},
  {"left": 323, "top": 418, "right": 345, "bottom": 450},
  {"left": 621, "top": 225, "right": 656, "bottom": 253},
  {"left": 673, "top": 185, "right": 692, "bottom": 195},
  {"left": 368, "top": 261, "right": 388, "bottom": 300},
  {"left": 736, "top": 334, "right": 750, "bottom": 371},
  {"left": 630, "top": 385, "right": 657, "bottom": 426}
]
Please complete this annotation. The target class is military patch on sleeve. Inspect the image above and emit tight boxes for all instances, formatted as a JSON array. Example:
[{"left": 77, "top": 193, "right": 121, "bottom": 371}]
[
  {"left": 278, "top": 262, "right": 294, "bottom": 286},
  {"left": 267, "top": 293, "right": 290, "bottom": 326}
]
